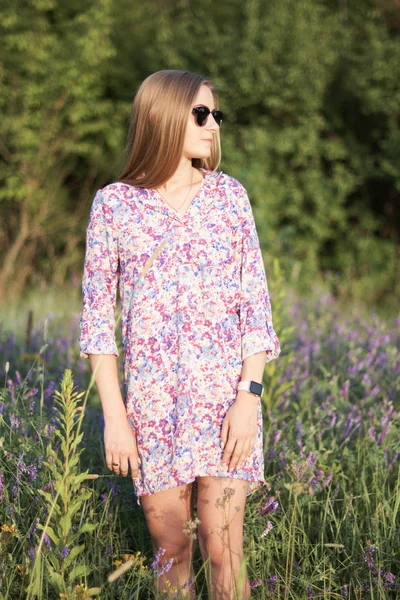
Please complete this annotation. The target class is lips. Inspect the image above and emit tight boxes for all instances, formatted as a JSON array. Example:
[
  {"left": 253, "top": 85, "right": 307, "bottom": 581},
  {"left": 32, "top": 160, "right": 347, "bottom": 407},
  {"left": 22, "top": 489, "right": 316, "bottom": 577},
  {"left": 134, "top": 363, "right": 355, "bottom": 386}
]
[{"left": 202, "top": 139, "right": 213, "bottom": 142}]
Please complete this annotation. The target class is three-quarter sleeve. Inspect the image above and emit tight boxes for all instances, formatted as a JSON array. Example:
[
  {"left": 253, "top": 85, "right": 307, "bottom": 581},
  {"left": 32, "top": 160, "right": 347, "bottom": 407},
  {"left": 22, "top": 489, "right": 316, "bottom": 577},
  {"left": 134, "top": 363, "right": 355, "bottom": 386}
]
[
  {"left": 78, "top": 188, "right": 120, "bottom": 359},
  {"left": 238, "top": 187, "right": 281, "bottom": 363}
]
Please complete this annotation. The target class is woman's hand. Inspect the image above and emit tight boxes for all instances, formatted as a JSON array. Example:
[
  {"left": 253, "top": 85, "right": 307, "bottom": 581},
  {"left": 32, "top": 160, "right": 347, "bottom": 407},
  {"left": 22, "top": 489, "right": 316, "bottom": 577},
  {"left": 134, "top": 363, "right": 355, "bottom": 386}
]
[
  {"left": 104, "top": 415, "right": 141, "bottom": 479},
  {"left": 221, "top": 391, "right": 259, "bottom": 471}
]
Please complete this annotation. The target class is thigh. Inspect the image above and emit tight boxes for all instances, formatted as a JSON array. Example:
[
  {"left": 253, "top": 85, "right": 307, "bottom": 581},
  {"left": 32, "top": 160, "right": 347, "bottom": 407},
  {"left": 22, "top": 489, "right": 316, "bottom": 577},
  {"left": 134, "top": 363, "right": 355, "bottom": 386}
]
[
  {"left": 196, "top": 477, "right": 249, "bottom": 558},
  {"left": 141, "top": 482, "right": 195, "bottom": 552}
]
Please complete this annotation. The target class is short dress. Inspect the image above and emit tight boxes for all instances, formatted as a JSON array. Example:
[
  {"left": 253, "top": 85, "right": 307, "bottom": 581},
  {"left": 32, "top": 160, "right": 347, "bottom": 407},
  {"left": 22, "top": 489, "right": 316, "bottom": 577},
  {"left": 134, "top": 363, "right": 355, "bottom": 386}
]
[{"left": 78, "top": 168, "right": 281, "bottom": 506}]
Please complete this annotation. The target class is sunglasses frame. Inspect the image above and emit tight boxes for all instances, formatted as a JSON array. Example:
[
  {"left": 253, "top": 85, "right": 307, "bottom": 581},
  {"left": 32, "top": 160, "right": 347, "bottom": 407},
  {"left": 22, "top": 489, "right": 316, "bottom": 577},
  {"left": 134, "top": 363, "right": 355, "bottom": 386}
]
[{"left": 192, "top": 105, "right": 224, "bottom": 127}]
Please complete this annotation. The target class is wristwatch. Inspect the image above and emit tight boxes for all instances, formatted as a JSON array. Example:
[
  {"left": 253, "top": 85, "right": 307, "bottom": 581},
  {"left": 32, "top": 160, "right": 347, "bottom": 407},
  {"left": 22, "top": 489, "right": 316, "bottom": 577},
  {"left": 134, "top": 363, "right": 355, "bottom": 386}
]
[{"left": 237, "top": 380, "right": 264, "bottom": 397}]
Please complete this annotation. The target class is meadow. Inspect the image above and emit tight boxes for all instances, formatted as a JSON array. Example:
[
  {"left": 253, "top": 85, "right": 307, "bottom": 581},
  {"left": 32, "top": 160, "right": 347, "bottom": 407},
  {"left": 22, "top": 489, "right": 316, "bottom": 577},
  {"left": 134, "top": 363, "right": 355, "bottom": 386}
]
[{"left": 0, "top": 267, "right": 399, "bottom": 599}]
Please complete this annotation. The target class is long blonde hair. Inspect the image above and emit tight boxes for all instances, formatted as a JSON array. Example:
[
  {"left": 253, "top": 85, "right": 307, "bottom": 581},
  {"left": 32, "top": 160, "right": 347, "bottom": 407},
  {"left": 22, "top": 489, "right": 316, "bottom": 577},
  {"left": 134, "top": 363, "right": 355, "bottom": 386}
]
[{"left": 116, "top": 70, "right": 222, "bottom": 189}]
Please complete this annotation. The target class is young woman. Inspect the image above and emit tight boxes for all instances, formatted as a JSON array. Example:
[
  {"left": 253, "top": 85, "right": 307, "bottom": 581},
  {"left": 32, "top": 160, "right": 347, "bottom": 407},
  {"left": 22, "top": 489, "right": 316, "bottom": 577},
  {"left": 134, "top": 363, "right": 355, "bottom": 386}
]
[{"left": 78, "top": 69, "right": 281, "bottom": 600}]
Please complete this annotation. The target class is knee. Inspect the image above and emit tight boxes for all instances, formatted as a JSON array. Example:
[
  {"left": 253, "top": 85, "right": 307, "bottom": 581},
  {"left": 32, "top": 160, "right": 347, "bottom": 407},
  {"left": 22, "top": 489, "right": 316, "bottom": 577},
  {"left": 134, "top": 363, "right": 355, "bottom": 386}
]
[
  {"left": 198, "top": 529, "right": 241, "bottom": 568},
  {"left": 152, "top": 538, "right": 194, "bottom": 566}
]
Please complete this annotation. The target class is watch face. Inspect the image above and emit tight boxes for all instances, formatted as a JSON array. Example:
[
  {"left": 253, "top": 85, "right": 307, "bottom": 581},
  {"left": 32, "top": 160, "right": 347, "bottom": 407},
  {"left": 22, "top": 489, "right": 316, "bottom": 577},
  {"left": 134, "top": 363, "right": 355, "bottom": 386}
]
[{"left": 249, "top": 381, "right": 263, "bottom": 396}]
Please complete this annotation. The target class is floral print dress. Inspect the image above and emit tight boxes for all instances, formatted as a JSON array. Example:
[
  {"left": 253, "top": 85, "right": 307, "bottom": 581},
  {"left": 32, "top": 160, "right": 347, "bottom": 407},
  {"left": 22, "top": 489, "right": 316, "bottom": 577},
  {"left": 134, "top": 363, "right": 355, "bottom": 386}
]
[{"left": 78, "top": 168, "right": 281, "bottom": 506}]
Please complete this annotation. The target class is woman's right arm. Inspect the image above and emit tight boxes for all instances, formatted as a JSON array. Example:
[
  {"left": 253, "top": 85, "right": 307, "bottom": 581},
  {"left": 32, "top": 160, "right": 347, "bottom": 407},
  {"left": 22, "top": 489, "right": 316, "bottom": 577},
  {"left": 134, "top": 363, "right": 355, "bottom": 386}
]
[
  {"left": 78, "top": 188, "right": 140, "bottom": 479},
  {"left": 89, "top": 354, "right": 141, "bottom": 480},
  {"left": 89, "top": 354, "right": 126, "bottom": 420}
]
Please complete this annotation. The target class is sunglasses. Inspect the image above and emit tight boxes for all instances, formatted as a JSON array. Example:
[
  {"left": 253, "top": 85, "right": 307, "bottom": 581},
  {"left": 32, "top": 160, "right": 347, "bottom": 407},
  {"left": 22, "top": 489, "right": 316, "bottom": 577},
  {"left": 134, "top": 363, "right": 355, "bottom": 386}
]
[{"left": 192, "top": 106, "right": 224, "bottom": 127}]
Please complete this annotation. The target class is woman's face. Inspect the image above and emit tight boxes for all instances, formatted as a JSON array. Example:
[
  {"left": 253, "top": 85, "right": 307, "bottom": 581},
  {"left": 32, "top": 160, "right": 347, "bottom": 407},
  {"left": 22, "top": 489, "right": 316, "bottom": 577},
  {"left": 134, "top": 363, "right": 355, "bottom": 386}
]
[{"left": 182, "top": 84, "right": 219, "bottom": 161}]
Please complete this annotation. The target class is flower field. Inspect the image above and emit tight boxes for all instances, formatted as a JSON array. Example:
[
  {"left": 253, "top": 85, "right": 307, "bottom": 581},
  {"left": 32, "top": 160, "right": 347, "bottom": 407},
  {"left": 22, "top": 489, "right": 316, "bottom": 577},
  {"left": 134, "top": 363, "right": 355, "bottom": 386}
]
[{"left": 0, "top": 279, "right": 399, "bottom": 599}]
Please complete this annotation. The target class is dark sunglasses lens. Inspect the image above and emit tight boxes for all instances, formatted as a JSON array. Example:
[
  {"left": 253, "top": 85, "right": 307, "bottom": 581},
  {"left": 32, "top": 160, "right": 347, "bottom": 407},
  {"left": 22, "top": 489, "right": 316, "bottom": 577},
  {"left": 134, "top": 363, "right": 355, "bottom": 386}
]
[
  {"left": 213, "top": 111, "right": 223, "bottom": 126},
  {"left": 196, "top": 107, "right": 209, "bottom": 126}
]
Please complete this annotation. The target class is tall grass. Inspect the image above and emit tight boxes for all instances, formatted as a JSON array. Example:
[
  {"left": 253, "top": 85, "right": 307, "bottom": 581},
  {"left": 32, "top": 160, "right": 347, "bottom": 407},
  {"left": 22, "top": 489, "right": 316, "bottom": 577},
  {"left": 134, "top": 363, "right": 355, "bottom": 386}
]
[{"left": 0, "top": 271, "right": 398, "bottom": 598}]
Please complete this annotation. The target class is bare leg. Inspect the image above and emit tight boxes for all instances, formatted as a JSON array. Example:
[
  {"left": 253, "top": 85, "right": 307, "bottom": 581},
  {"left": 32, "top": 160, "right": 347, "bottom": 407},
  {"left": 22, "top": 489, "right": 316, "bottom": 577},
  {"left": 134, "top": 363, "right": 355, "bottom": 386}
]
[
  {"left": 196, "top": 477, "right": 251, "bottom": 600},
  {"left": 140, "top": 482, "right": 197, "bottom": 598}
]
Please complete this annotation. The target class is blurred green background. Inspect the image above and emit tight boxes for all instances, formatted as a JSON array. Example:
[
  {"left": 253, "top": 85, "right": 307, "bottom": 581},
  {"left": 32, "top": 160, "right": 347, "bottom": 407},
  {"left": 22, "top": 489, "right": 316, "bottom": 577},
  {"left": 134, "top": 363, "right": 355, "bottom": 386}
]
[{"left": 1, "top": 0, "right": 399, "bottom": 322}]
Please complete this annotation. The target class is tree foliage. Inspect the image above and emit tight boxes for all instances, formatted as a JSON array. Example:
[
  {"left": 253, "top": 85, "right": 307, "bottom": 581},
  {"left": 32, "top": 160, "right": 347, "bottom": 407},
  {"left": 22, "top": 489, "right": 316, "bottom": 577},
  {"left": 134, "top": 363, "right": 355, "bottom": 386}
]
[{"left": 0, "top": 0, "right": 399, "bottom": 312}]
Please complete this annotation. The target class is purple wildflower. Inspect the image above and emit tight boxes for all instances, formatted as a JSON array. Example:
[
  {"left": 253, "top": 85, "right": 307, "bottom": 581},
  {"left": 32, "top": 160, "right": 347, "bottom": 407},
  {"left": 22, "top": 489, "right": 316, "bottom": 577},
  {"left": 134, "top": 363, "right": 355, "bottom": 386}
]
[
  {"left": 342, "top": 584, "right": 349, "bottom": 599},
  {"left": 260, "top": 521, "right": 274, "bottom": 537},
  {"left": 321, "top": 471, "right": 333, "bottom": 489},
  {"left": 111, "top": 483, "right": 121, "bottom": 498},
  {"left": 364, "top": 545, "right": 375, "bottom": 571},
  {"left": 43, "top": 533, "right": 52, "bottom": 550},
  {"left": 27, "top": 518, "right": 39, "bottom": 539},
  {"left": 306, "top": 451, "right": 317, "bottom": 470},
  {"left": 60, "top": 546, "right": 70, "bottom": 558},
  {"left": 266, "top": 575, "right": 278, "bottom": 591},
  {"left": 29, "top": 548, "right": 36, "bottom": 564},
  {"left": 384, "top": 572, "right": 395, "bottom": 585},
  {"left": 10, "top": 415, "right": 21, "bottom": 430},
  {"left": 272, "top": 430, "right": 281, "bottom": 445},
  {"left": 7, "top": 379, "right": 15, "bottom": 402},
  {"left": 151, "top": 546, "right": 174, "bottom": 578},
  {"left": 258, "top": 496, "right": 279, "bottom": 515},
  {"left": 0, "top": 471, "right": 4, "bottom": 501},
  {"left": 310, "top": 469, "right": 323, "bottom": 491},
  {"left": 249, "top": 579, "right": 262, "bottom": 588},
  {"left": 340, "top": 381, "right": 349, "bottom": 399},
  {"left": 388, "top": 452, "right": 399, "bottom": 469}
]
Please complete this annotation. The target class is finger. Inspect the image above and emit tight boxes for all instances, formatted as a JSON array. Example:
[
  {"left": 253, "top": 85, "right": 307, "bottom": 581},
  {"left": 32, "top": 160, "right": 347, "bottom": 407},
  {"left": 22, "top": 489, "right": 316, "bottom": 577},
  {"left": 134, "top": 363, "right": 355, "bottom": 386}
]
[
  {"left": 220, "top": 420, "right": 229, "bottom": 448},
  {"left": 112, "top": 456, "right": 121, "bottom": 473},
  {"left": 222, "top": 436, "right": 237, "bottom": 465},
  {"left": 236, "top": 439, "right": 252, "bottom": 470},
  {"left": 106, "top": 451, "right": 114, "bottom": 471},
  {"left": 120, "top": 457, "right": 129, "bottom": 477},
  {"left": 229, "top": 440, "right": 245, "bottom": 471},
  {"left": 129, "top": 454, "right": 140, "bottom": 479},
  {"left": 133, "top": 435, "right": 141, "bottom": 465}
]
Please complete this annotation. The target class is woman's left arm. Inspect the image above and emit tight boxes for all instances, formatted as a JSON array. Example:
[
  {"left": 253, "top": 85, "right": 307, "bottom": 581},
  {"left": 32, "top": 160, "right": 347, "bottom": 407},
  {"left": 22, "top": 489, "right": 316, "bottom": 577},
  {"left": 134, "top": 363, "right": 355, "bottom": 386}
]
[
  {"left": 221, "top": 183, "right": 281, "bottom": 472},
  {"left": 221, "top": 350, "right": 266, "bottom": 471}
]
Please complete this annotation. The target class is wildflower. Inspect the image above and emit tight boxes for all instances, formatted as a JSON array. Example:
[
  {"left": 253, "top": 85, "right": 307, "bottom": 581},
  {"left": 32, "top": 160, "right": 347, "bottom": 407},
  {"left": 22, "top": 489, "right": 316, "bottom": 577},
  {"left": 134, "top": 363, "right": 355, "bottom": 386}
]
[
  {"left": 388, "top": 451, "right": 399, "bottom": 469},
  {"left": 108, "top": 559, "right": 135, "bottom": 583},
  {"left": 321, "top": 471, "right": 333, "bottom": 489},
  {"left": 260, "top": 521, "right": 274, "bottom": 537},
  {"left": 258, "top": 496, "right": 279, "bottom": 515},
  {"left": 60, "top": 546, "right": 70, "bottom": 558},
  {"left": 181, "top": 575, "right": 195, "bottom": 591},
  {"left": 10, "top": 415, "right": 21, "bottom": 430},
  {"left": 43, "top": 533, "right": 52, "bottom": 550},
  {"left": 364, "top": 545, "right": 375, "bottom": 571},
  {"left": 151, "top": 546, "right": 174, "bottom": 578},
  {"left": 27, "top": 518, "right": 39, "bottom": 539},
  {"left": 342, "top": 584, "right": 349, "bottom": 599},
  {"left": 1, "top": 523, "right": 18, "bottom": 535},
  {"left": 29, "top": 547, "right": 35, "bottom": 564},
  {"left": 0, "top": 471, "right": 4, "bottom": 501},
  {"left": 215, "top": 486, "right": 236, "bottom": 508},
  {"left": 266, "top": 575, "right": 278, "bottom": 591},
  {"left": 384, "top": 572, "right": 395, "bottom": 585},
  {"left": 249, "top": 579, "right": 262, "bottom": 588},
  {"left": 272, "top": 430, "right": 281, "bottom": 445},
  {"left": 182, "top": 517, "right": 201, "bottom": 541}
]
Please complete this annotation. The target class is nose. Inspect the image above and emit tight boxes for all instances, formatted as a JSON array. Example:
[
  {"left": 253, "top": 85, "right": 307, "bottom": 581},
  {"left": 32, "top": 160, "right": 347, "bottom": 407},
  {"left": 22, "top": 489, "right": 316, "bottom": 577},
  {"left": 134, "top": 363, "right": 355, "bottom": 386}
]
[{"left": 205, "top": 113, "right": 219, "bottom": 132}]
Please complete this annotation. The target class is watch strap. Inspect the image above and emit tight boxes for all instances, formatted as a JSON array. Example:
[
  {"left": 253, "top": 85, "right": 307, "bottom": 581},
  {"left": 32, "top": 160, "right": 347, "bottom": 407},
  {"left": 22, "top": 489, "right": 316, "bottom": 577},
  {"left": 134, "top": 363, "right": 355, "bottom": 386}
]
[{"left": 237, "top": 380, "right": 264, "bottom": 397}]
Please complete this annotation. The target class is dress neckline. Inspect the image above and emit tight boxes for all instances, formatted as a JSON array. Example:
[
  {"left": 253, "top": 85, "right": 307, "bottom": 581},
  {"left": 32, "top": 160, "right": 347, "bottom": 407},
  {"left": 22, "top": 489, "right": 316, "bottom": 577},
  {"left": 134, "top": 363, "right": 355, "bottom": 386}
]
[{"left": 151, "top": 168, "right": 207, "bottom": 223}]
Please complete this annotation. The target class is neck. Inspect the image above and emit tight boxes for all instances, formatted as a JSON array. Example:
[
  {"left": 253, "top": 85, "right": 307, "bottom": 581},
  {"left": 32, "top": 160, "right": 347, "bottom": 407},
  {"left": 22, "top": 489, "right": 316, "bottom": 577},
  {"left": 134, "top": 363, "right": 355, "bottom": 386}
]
[{"left": 159, "top": 160, "right": 197, "bottom": 194}]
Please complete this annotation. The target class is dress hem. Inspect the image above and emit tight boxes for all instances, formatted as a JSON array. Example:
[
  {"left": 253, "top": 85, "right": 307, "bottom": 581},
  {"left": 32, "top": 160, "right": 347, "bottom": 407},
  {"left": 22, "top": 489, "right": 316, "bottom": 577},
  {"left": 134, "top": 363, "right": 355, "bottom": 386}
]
[{"left": 133, "top": 474, "right": 267, "bottom": 507}]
